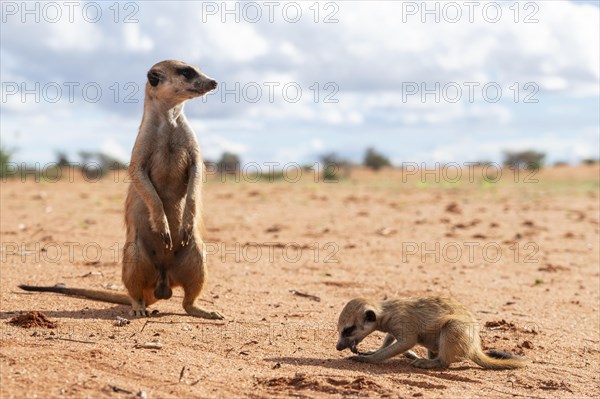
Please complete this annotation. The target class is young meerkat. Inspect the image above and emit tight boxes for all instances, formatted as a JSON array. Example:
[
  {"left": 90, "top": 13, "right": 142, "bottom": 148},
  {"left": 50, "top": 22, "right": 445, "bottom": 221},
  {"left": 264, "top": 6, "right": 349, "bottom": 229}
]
[
  {"left": 20, "top": 60, "right": 223, "bottom": 320},
  {"left": 336, "top": 297, "right": 525, "bottom": 370}
]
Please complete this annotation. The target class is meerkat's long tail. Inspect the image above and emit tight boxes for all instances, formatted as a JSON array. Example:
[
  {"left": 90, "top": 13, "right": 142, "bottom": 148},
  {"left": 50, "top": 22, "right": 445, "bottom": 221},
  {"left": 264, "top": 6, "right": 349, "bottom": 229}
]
[
  {"left": 470, "top": 348, "right": 525, "bottom": 369},
  {"left": 19, "top": 284, "right": 131, "bottom": 305}
]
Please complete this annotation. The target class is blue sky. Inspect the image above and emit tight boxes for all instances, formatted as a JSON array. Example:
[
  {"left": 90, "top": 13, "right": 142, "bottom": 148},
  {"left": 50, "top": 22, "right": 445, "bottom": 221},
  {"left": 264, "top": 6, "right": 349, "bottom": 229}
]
[{"left": 1, "top": 0, "right": 599, "bottom": 166}]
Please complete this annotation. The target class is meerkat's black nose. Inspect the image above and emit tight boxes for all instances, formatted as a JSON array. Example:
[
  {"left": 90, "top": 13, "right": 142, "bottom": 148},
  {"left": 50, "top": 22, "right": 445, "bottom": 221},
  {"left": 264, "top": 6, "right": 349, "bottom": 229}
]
[
  {"left": 208, "top": 80, "right": 218, "bottom": 90},
  {"left": 336, "top": 342, "right": 344, "bottom": 351}
]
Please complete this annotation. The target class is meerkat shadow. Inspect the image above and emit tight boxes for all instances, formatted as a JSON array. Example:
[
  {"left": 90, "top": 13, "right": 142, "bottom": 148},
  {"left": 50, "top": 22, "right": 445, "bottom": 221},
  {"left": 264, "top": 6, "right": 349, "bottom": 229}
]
[
  {"left": 265, "top": 356, "right": 480, "bottom": 380},
  {"left": 0, "top": 306, "right": 179, "bottom": 321},
  {"left": 265, "top": 356, "right": 413, "bottom": 374}
]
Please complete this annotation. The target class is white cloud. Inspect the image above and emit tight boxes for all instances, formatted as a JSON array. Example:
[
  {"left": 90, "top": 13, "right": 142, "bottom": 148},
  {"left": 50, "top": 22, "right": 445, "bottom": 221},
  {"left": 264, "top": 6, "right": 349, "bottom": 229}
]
[
  {"left": 123, "top": 24, "right": 154, "bottom": 52},
  {"left": 203, "top": 21, "right": 268, "bottom": 62},
  {"left": 1, "top": 1, "right": 598, "bottom": 165},
  {"left": 44, "top": 20, "right": 102, "bottom": 52},
  {"left": 101, "top": 138, "right": 129, "bottom": 162},
  {"left": 199, "top": 134, "right": 249, "bottom": 161}
]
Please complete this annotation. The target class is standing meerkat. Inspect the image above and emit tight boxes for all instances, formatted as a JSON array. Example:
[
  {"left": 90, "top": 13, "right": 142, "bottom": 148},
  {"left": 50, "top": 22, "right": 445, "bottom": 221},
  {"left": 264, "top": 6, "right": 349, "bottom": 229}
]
[
  {"left": 336, "top": 297, "right": 525, "bottom": 370},
  {"left": 122, "top": 60, "right": 221, "bottom": 319},
  {"left": 20, "top": 60, "right": 223, "bottom": 320}
]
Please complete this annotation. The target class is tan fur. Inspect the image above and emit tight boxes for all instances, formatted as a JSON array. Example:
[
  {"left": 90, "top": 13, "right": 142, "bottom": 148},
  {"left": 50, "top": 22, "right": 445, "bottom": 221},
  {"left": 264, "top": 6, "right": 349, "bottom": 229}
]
[
  {"left": 20, "top": 61, "right": 223, "bottom": 320},
  {"left": 336, "top": 297, "right": 525, "bottom": 370}
]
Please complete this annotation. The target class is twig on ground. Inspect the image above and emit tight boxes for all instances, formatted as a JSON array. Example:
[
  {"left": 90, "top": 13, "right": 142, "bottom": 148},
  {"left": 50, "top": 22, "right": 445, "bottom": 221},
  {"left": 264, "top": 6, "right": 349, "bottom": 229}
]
[{"left": 289, "top": 289, "right": 321, "bottom": 302}]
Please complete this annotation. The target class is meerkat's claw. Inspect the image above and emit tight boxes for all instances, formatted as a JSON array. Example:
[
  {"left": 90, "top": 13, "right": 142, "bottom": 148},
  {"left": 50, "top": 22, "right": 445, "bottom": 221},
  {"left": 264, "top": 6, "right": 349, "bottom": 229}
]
[
  {"left": 185, "top": 305, "right": 225, "bottom": 320},
  {"left": 208, "top": 311, "right": 224, "bottom": 320},
  {"left": 181, "top": 229, "right": 193, "bottom": 246},
  {"left": 160, "top": 232, "right": 172, "bottom": 250},
  {"left": 358, "top": 350, "right": 376, "bottom": 356},
  {"left": 129, "top": 308, "right": 151, "bottom": 317}
]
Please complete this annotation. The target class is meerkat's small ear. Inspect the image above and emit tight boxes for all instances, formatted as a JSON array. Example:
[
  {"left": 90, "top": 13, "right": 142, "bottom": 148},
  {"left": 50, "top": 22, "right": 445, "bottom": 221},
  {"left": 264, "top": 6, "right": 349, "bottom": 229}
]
[
  {"left": 147, "top": 69, "right": 164, "bottom": 87},
  {"left": 364, "top": 310, "right": 376, "bottom": 323}
]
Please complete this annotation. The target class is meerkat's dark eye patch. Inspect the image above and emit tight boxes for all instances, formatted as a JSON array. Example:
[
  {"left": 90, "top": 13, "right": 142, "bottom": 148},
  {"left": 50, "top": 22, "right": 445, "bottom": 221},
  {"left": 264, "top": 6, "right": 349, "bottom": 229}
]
[
  {"left": 342, "top": 326, "right": 356, "bottom": 337},
  {"left": 147, "top": 69, "right": 164, "bottom": 87},
  {"left": 177, "top": 67, "right": 199, "bottom": 80}
]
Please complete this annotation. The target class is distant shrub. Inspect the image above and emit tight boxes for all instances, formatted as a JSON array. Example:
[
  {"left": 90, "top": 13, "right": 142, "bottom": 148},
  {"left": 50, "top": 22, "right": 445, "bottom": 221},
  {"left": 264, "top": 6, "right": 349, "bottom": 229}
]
[
  {"left": 582, "top": 158, "right": 599, "bottom": 165},
  {"left": 363, "top": 147, "right": 391, "bottom": 171},
  {"left": 503, "top": 150, "right": 546, "bottom": 170},
  {"left": 319, "top": 153, "right": 352, "bottom": 181},
  {"left": 0, "top": 146, "right": 13, "bottom": 178},
  {"left": 217, "top": 152, "right": 240, "bottom": 174},
  {"left": 553, "top": 161, "right": 568, "bottom": 167},
  {"left": 55, "top": 151, "right": 71, "bottom": 167},
  {"left": 78, "top": 151, "right": 127, "bottom": 176}
]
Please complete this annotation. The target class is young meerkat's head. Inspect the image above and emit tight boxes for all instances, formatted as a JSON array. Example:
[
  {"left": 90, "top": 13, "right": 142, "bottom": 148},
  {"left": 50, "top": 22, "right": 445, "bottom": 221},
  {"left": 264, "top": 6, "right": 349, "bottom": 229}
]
[
  {"left": 336, "top": 298, "right": 380, "bottom": 353},
  {"left": 146, "top": 60, "right": 218, "bottom": 105}
]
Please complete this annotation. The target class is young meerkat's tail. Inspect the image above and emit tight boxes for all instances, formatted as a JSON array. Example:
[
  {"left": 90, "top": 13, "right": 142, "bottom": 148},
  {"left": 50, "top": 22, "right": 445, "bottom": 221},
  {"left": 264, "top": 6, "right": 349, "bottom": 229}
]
[
  {"left": 19, "top": 284, "right": 131, "bottom": 305},
  {"left": 470, "top": 348, "right": 526, "bottom": 370}
]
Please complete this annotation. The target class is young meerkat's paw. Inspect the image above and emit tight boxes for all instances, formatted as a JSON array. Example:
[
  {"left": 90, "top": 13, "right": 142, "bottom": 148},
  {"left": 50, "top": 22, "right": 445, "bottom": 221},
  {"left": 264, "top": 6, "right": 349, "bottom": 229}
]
[{"left": 357, "top": 350, "right": 377, "bottom": 356}]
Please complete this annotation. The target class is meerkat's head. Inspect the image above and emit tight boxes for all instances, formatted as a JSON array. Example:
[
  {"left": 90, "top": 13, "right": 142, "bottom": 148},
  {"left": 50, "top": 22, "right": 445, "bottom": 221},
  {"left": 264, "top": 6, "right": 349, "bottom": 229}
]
[
  {"left": 336, "top": 298, "right": 380, "bottom": 353},
  {"left": 145, "top": 60, "right": 217, "bottom": 106}
]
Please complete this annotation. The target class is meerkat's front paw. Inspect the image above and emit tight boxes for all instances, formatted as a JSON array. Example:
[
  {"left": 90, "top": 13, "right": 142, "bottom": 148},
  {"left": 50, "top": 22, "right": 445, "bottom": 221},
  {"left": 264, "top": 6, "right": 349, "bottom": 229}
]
[
  {"left": 151, "top": 214, "right": 173, "bottom": 250},
  {"left": 180, "top": 224, "right": 194, "bottom": 246},
  {"left": 357, "top": 350, "right": 376, "bottom": 356}
]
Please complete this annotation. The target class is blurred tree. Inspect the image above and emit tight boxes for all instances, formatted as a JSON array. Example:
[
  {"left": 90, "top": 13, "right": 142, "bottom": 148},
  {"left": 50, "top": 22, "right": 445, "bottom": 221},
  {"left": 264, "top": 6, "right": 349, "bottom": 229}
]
[
  {"left": 0, "top": 146, "right": 13, "bottom": 178},
  {"left": 503, "top": 150, "right": 546, "bottom": 170},
  {"left": 319, "top": 152, "right": 352, "bottom": 181},
  {"left": 363, "top": 147, "right": 391, "bottom": 171},
  {"left": 217, "top": 152, "right": 240, "bottom": 174},
  {"left": 55, "top": 151, "right": 71, "bottom": 167}
]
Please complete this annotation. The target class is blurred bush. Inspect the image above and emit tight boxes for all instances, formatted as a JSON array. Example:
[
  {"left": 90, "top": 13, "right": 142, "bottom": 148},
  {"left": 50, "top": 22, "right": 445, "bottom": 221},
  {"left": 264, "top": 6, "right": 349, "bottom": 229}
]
[
  {"left": 0, "top": 146, "right": 13, "bottom": 178},
  {"left": 320, "top": 152, "right": 352, "bottom": 181},
  {"left": 363, "top": 147, "right": 391, "bottom": 171},
  {"left": 503, "top": 150, "right": 546, "bottom": 170},
  {"left": 217, "top": 152, "right": 241, "bottom": 174}
]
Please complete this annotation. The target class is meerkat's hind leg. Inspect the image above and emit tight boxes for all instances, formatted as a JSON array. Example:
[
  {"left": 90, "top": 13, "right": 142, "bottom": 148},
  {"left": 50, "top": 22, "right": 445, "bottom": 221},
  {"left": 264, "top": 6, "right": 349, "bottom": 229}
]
[
  {"left": 184, "top": 302, "right": 224, "bottom": 319},
  {"left": 413, "top": 319, "right": 466, "bottom": 369},
  {"left": 182, "top": 284, "right": 224, "bottom": 319},
  {"left": 178, "top": 259, "right": 225, "bottom": 320}
]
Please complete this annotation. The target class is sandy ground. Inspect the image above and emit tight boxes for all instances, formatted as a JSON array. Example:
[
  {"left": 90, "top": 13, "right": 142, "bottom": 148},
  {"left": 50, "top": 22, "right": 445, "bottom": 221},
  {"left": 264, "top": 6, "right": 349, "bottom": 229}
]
[{"left": 1, "top": 165, "right": 599, "bottom": 398}]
